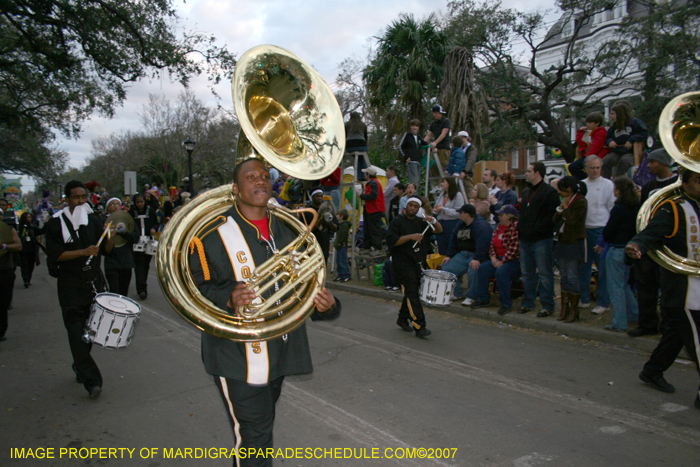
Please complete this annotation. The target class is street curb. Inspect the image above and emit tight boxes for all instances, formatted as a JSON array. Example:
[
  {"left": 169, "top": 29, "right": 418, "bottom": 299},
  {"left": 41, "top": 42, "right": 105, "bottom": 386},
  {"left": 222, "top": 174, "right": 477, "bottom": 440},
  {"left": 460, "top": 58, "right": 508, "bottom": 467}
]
[{"left": 327, "top": 282, "right": 659, "bottom": 354}]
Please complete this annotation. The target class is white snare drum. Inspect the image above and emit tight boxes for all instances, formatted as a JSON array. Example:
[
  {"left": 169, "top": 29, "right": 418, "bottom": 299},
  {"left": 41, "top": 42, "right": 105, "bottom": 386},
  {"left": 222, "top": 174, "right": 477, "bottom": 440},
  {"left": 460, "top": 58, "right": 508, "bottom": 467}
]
[
  {"left": 83, "top": 293, "right": 141, "bottom": 349},
  {"left": 145, "top": 239, "right": 158, "bottom": 256},
  {"left": 419, "top": 270, "right": 456, "bottom": 307}
]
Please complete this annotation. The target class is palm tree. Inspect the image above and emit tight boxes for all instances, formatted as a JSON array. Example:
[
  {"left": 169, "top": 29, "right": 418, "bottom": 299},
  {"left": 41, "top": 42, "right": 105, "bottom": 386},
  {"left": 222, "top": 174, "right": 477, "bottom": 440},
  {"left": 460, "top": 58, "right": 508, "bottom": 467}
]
[{"left": 364, "top": 13, "right": 450, "bottom": 143}]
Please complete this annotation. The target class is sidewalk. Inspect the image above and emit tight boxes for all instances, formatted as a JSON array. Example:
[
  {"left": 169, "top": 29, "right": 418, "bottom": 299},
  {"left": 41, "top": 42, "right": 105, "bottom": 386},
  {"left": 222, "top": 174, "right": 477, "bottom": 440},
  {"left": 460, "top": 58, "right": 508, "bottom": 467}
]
[{"left": 327, "top": 278, "right": 661, "bottom": 354}]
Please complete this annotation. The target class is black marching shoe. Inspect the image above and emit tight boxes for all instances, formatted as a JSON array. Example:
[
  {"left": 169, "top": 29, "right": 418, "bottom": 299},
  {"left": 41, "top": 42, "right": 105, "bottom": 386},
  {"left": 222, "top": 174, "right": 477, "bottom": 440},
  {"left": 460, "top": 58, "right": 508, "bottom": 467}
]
[
  {"left": 415, "top": 327, "right": 432, "bottom": 338},
  {"left": 639, "top": 371, "right": 675, "bottom": 393},
  {"left": 396, "top": 319, "right": 413, "bottom": 332},
  {"left": 536, "top": 309, "right": 552, "bottom": 318},
  {"left": 627, "top": 327, "right": 659, "bottom": 337},
  {"left": 88, "top": 385, "right": 102, "bottom": 399},
  {"left": 138, "top": 292, "right": 147, "bottom": 300},
  {"left": 470, "top": 300, "right": 490, "bottom": 309},
  {"left": 517, "top": 306, "right": 533, "bottom": 314}
]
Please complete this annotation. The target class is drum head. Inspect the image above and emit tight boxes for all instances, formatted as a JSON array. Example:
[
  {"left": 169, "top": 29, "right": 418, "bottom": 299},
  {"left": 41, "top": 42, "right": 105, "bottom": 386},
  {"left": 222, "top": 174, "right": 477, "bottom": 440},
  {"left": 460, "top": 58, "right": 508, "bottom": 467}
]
[
  {"left": 423, "top": 269, "right": 456, "bottom": 280},
  {"left": 95, "top": 293, "right": 141, "bottom": 316}
]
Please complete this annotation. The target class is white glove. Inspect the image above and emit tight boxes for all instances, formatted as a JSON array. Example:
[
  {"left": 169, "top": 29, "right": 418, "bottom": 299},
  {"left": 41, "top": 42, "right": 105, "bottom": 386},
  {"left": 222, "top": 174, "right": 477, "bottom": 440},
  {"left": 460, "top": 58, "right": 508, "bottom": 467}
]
[{"left": 354, "top": 185, "right": 363, "bottom": 195}]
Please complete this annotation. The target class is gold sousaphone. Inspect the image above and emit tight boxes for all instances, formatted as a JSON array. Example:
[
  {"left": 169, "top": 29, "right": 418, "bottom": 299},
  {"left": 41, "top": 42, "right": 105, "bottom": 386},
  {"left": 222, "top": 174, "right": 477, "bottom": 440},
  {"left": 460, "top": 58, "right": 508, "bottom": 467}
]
[
  {"left": 156, "top": 45, "right": 345, "bottom": 342},
  {"left": 637, "top": 92, "right": 700, "bottom": 275}
]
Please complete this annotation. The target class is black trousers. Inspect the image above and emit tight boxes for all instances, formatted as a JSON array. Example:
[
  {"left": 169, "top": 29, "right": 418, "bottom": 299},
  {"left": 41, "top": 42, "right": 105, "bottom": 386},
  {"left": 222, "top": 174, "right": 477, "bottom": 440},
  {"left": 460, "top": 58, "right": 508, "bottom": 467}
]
[
  {"left": 106, "top": 267, "right": 132, "bottom": 297},
  {"left": 19, "top": 252, "right": 36, "bottom": 285},
  {"left": 394, "top": 260, "right": 426, "bottom": 329},
  {"left": 363, "top": 211, "right": 385, "bottom": 250},
  {"left": 643, "top": 306, "right": 700, "bottom": 391},
  {"left": 633, "top": 255, "right": 661, "bottom": 332},
  {"left": 0, "top": 269, "right": 15, "bottom": 338},
  {"left": 62, "top": 304, "right": 102, "bottom": 390},
  {"left": 214, "top": 375, "right": 285, "bottom": 467},
  {"left": 133, "top": 252, "right": 152, "bottom": 295}
]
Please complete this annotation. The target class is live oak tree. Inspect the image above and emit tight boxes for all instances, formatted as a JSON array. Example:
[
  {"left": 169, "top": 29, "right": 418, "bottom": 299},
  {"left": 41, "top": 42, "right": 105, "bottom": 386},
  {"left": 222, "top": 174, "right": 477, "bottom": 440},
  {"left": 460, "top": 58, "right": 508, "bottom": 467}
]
[
  {"left": 0, "top": 0, "right": 235, "bottom": 181},
  {"left": 445, "top": 0, "right": 641, "bottom": 163}
]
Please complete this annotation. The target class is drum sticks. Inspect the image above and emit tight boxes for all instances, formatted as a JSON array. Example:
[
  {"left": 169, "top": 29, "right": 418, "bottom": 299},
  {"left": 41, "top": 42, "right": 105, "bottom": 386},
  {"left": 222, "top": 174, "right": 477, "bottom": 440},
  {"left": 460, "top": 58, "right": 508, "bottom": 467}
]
[
  {"left": 84, "top": 221, "right": 111, "bottom": 267},
  {"left": 412, "top": 221, "right": 435, "bottom": 250}
]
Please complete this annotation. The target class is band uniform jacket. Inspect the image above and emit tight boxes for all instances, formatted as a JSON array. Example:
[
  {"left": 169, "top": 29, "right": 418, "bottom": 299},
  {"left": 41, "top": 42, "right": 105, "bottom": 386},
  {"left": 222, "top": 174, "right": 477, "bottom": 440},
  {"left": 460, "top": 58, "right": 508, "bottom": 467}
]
[
  {"left": 46, "top": 213, "right": 108, "bottom": 307},
  {"left": 188, "top": 201, "right": 341, "bottom": 385},
  {"left": 630, "top": 194, "right": 700, "bottom": 309}
]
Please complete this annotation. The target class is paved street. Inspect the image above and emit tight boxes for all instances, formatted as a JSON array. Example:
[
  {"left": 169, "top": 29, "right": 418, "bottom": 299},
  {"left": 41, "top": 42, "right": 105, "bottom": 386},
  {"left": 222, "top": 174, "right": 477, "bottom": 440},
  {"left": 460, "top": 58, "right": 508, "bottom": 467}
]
[{"left": 2, "top": 260, "right": 699, "bottom": 466}]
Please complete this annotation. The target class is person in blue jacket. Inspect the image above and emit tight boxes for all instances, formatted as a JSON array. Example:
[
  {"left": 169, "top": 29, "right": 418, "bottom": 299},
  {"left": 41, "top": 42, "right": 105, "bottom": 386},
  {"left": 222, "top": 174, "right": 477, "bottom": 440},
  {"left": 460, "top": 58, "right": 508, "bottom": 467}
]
[
  {"left": 603, "top": 101, "right": 648, "bottom": 179},
  {"left": 445, "top": 135, "right": 466, "bottom": 176}
]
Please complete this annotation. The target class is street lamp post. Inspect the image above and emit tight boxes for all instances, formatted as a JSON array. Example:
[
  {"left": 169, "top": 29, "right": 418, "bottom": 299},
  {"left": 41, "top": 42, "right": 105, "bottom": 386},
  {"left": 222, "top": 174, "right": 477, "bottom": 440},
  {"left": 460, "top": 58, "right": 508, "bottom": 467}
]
[{"left": 183, "top": 137, "right": 196, "bottom": 194}]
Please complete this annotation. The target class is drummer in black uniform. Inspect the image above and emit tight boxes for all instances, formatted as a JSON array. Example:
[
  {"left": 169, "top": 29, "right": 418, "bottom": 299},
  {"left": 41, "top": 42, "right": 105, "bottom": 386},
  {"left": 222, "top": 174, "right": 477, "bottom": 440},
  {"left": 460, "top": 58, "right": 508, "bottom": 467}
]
[
  {"left": 130, "top": 194, "right": 159, "bottom": 300},
  {"left": 104, "top": 198, "right": 135, "bottom": 296},
  {"left": 386, "top": 197, "right": 442, "bottom": 337},
  {"left": 46, "top": 180, "right": 115, "bottom": 398}
]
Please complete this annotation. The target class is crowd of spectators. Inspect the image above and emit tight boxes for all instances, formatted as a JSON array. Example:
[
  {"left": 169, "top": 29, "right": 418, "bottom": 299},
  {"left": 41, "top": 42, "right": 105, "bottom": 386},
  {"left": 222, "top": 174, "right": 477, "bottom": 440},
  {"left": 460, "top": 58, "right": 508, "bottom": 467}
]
[{"left": 310, "top": 103, "right": 674, "bottom": 342}]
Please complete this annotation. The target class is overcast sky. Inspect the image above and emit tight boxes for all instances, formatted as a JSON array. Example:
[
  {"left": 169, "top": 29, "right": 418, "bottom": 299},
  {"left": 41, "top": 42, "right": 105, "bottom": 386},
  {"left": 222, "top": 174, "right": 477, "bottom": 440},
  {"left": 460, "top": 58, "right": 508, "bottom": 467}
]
[{"left": 17, "top": 0, "right": 558, "bottom": 192}]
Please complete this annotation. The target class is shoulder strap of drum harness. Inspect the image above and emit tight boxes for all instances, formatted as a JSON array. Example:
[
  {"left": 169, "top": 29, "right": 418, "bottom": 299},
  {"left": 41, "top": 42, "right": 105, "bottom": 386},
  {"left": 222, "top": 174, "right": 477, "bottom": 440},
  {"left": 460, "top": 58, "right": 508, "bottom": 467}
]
[
  {"left": 137, "top": 205, "right": 152, "bottom": 237},
  {"left": 189, "top": 215, "right": 227, "bottom": 281}
]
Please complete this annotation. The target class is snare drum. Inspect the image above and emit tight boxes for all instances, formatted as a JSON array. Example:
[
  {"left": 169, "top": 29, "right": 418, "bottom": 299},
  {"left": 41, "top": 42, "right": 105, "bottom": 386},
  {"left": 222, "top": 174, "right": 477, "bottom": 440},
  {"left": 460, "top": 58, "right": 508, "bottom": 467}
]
[
  {"left": 145, "top": 239, "right": 158, "bottom": 256},
  {"left": 419, "top": 270, "right": 456, "bottom": 307},
  {"left": 83, "top": 293, "right": 141, "bottom": 349}
]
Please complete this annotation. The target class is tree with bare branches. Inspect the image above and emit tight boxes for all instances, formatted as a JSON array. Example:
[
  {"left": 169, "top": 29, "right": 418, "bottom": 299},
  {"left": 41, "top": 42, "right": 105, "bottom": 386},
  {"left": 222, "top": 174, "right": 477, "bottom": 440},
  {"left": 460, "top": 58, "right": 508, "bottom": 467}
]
[{"left": 446, "top": 0, "right": 643, "bottom": 162}]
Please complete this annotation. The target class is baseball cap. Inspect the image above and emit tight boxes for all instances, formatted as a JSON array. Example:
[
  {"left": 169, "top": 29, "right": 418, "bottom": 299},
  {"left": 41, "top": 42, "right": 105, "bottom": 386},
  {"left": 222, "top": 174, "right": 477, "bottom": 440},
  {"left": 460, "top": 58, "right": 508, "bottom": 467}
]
[
  {"left": 457, "top": 131, "right": 470, "bottom": 138},
  {"left": 458, "top": 204, "right": 476, "bottom": 216},
  {"left": 432, "top": 104, "right": 447, "bottom": 114},
  {"left": 495, "top": 205, "right": 518, "bottom": 216},
  {"left": 361, "top": 167, "right": 377, "bottom": 176}
]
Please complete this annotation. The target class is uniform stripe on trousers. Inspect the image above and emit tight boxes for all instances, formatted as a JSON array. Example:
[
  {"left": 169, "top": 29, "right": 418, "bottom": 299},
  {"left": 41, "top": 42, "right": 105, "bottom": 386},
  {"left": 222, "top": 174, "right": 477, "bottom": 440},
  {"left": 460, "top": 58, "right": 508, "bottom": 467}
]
[{"left": 219, "top": 376, "right": 242, "bottom": 467}]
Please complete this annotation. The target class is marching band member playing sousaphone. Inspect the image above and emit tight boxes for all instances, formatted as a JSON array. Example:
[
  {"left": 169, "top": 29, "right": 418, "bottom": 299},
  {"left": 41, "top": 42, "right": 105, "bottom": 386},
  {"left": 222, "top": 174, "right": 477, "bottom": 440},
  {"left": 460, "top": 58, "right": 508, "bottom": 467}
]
[
  {"left": 626, "top": 168, "right": 700, "bottom": 409},
  {"left": 188, "top": 158, "right": 341, "bottom": 466},
  {"left": 386, "top": 196, "right": 442, "bottom": 337},
  {"left": 46, "top": 180, "right": 115, "bottom": 399}
]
